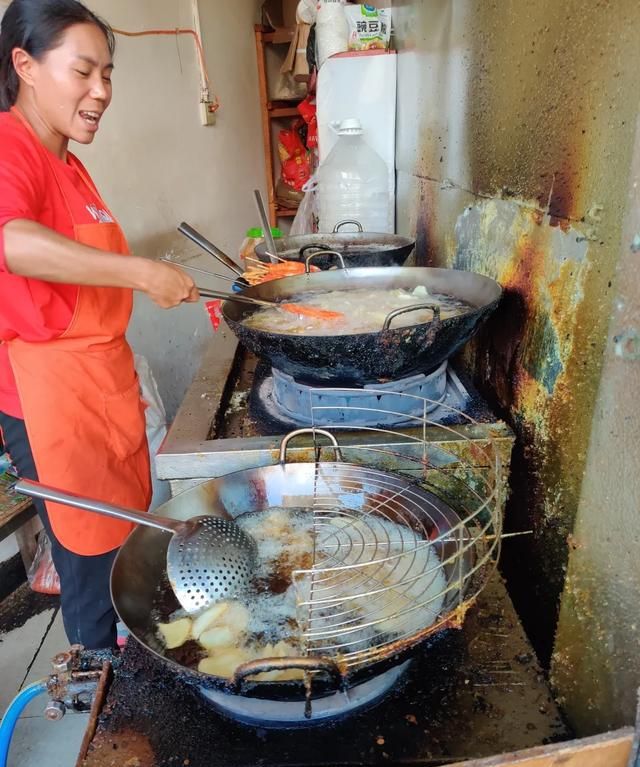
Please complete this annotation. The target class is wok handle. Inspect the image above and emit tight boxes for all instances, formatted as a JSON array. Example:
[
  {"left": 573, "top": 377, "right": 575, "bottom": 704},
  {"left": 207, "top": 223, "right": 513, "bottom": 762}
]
[
  {"left": 13, "top": 479, "right": 178, "bottom": 534},
  {"left": 333, "top": 219, "right": 364, "bottom": 233},
  {"left": 304, "top": 250, "right": 346, "bottom": 274},
  {"left": 177, "top": 222, "right": 245, "bottom": 278},
  {"left": 299, "top": 243, "right": 332, "bottom": 261},
  {"left": 279, "top": 428, "right": 343, "bottom": 464},
  {"left": 230, "top": 655, "right": 344, "bottom": 694},
  {"left": 382, "top": 303, "right": 442, "bottom": 332}
]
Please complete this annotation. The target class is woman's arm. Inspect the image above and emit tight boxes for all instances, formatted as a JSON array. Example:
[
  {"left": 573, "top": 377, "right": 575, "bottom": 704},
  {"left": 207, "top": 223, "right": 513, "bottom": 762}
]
[{"left": 3, "top": 219, "right": 199, "bottom": 308}]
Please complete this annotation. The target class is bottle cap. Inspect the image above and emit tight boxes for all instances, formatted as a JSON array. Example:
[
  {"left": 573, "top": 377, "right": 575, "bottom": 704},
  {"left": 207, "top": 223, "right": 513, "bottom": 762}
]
[
  {"left": 245, "top": 227, "right": 283, "bottom": 238},
  {"left": 335, "top": 118, "right": 364, "bottom": 136}
]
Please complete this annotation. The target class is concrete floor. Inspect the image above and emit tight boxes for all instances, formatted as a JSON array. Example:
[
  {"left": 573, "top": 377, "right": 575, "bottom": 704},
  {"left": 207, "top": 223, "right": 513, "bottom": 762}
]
[{"left": 0, "top": 603, "right": 87, "bottom": 767}]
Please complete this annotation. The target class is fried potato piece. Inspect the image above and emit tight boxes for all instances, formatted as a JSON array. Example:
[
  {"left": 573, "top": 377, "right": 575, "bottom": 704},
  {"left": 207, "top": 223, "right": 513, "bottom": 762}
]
[
  {"left": 198, "top": 646, "right": 255, "bottom": 678},
  {"left": 192, "top": 602, "right": 230, "bottom": 640},
  {"left": 157, "top": 617, "right": 192, "bottom": 650},
  {"left": 222, "top": 601, "right": 250, "bottom": 634},
  {"left": 199, "top": 626, "right": 237, "bottom": 650},
  {"left": 252, "top": 640, "right": 304, "bottom": 682}
]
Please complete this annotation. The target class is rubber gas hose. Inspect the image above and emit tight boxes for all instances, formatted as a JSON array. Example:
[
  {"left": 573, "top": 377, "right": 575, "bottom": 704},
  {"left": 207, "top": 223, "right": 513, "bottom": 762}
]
[{"left": 0, "top": 680, "right": 47, "bottom": 767}]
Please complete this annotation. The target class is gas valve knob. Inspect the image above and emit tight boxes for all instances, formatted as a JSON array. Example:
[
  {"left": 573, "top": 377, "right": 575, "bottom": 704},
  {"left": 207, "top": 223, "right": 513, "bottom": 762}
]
[
  {"left": 44, "top": 700, "right": 66, "bottom": 721},
  {"left": 51, "top": 652, "right": 72, "bottom": 673}
]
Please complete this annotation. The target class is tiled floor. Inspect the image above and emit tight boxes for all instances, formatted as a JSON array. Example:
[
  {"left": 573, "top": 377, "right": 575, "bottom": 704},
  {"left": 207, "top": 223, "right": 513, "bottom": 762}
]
[{"left": 0, "top": 600, "right": 87, "bottom": 767}]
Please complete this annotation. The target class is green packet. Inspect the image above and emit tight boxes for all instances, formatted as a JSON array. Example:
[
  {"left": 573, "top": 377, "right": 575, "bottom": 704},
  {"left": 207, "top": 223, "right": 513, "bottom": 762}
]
[{"left": 345, "top": 5, "right": 392, "bottom": 51}]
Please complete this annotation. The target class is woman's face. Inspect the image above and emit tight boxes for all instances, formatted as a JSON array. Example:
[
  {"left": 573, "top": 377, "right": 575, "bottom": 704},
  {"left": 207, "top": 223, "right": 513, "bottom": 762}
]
[{"left": 16, "top": 22, "right": 113, "bottom": 144}]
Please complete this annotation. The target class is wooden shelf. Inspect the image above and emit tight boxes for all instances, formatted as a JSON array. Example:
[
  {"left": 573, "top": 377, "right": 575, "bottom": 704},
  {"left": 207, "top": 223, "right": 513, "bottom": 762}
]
[
  {"left": 262, "top": 28, "right": 295, "bottom": 45},
  {"left": 268, "top": 106, "right": 300, "bottom": 119},
  {"left": 254, "top": 25, "right": 305, "bottom": 226}
]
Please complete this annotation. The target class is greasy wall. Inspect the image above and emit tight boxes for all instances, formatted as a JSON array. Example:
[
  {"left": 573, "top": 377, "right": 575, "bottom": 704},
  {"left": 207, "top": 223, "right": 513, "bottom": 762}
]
[
  {"left": 552, "top": 114, "right": 640, "bottom": 734},
  {"left": 393, "top": 0, "right": 640, "bottom": 732}
]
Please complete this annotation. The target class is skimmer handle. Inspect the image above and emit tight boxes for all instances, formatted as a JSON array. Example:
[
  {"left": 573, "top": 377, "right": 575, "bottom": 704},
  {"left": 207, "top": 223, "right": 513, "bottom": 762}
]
[
  {"left": 253, "top": 189, "right": 278, "bottom": 264},
  {"left": 14, "top": 479, "right": 179, "bottom": 534}
]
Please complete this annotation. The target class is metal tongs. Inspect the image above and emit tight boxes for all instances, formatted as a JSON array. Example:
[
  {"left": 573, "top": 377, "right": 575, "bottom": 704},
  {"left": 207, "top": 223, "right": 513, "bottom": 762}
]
[
  {"left": 173, "top": 223, "right": 344, "bottom": 320},
  {"left": 195, "top": 286, "right": 344, "bottom": 321}
]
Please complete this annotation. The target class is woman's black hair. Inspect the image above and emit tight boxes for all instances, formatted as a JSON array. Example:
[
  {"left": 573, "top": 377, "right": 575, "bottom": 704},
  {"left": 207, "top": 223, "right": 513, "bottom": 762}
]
[{"left": 0, "top": 0, "right": 114, "bottom": 111}]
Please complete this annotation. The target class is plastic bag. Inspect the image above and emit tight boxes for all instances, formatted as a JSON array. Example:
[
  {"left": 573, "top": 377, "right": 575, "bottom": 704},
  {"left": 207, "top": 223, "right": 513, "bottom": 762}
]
[
  {"left": 134, "top": 354, "right": 170, "bottom": 511},
  {"left": 278, "top": 121, "right": 312, "bottom": 193},
  {"left": 344, "top": 5, "right": 391, "bottom": 51},
  {"left": 297, "top": 95, "right": 318, "bottom": 150},
  {"left": 290, "top": 174, "right": 319, "bottom": 235},
  {"left": 27, "top": 531, "right": 60, "bottom": 595}
]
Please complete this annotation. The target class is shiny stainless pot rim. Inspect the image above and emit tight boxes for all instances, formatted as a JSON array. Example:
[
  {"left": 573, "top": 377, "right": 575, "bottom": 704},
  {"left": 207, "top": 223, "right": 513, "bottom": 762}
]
[{"left": 109, "top": 430, "right": 475, "bottom": 696}]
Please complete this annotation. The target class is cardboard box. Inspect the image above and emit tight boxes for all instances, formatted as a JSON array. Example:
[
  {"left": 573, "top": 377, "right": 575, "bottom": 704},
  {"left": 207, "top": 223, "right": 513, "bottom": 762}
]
[{"left": 262, "top": 0, "right": 299, "bottom": 32}]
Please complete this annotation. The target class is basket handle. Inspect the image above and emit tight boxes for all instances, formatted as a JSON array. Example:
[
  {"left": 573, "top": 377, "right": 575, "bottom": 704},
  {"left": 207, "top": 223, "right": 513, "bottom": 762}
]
[
  {"left": 382, "top": 303, "right": 442, "bottom": 331},
  {"left": 279, "top": 428, "right": 343, "bottom": 464}
]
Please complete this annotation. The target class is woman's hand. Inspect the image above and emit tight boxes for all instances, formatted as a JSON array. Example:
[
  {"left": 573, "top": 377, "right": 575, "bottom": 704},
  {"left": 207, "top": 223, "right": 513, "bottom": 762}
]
[{"left": 138, "top": 260, "right": 199, "bottom": 308}]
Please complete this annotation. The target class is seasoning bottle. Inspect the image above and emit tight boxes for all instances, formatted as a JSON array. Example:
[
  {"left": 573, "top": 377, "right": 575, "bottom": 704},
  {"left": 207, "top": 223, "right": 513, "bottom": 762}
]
[{"left": 239, "top": 227, "right": 283, "bottom": 263}]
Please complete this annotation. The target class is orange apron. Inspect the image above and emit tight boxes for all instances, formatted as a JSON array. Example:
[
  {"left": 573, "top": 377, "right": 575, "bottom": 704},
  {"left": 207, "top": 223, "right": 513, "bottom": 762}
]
[{"left": 5, "top": 108, "right": 151, "bottom": 556}]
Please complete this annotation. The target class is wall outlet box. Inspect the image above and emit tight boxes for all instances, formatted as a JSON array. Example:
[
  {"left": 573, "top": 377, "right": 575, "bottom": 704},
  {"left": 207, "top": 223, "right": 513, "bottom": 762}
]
[{"left": 199, "top": 101, "right": 217, "bottom": 126}]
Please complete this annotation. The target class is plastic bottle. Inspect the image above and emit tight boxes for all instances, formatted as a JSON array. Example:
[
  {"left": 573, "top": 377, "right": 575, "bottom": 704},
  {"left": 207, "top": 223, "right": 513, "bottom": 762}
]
[
  {"left": 239, "top": 227, "right": 282, "bottom": 263},
  {"left": 315, "top": 0, "right": 348, "bottom": 69},
  {"left": 316, "top": 118, "right": 393, "bottom": 233}
]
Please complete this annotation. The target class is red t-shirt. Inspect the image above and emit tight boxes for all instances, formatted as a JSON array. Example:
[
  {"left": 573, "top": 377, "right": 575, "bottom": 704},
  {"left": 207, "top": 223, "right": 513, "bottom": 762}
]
[{"left": 0, "top": 111, "right": 114, "bottom": 418}]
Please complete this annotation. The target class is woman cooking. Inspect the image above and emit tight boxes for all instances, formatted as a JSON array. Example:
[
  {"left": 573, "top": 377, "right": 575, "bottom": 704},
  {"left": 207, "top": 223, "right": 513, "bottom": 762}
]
[{"left": 0, "top": 0, "right": 199, "bottom": 649}]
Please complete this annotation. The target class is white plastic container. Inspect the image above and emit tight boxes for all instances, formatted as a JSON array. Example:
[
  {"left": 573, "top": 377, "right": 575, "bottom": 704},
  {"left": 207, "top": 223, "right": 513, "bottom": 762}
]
[
  {"left": 315, "top": 0, "right": 348, "bottom": 69},
  {"left": 316, "top": 118, "right": 393, "bottom": 233}
]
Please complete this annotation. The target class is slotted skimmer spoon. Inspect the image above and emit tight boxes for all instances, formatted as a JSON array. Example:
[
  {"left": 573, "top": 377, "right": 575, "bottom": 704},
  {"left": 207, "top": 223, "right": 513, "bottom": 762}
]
[{"left": 14, "top": 479, "right": 258, "bottom": 614}]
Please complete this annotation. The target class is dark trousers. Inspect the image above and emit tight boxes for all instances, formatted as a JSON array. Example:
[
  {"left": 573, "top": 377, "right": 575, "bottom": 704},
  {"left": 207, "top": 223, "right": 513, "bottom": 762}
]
[{"left": 0, "top": 411, "right": 118, "bottom": 649}]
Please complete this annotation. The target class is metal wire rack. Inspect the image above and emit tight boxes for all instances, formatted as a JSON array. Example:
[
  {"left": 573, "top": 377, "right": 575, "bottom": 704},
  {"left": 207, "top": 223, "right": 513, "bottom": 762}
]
[{"left": 290, "top": 387, "right": 505, "bottom": 671}]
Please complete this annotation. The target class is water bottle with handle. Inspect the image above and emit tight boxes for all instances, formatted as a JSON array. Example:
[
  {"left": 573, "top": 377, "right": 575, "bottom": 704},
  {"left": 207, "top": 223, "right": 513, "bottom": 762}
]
[{"left": 317, "top": 118, "right": 393, "bottom": 233}]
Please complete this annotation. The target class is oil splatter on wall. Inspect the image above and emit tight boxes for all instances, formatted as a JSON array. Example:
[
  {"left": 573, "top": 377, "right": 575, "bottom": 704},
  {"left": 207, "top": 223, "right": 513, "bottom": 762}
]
[{"left": 393, "top": 0, "right": 640, "bottom": 733}]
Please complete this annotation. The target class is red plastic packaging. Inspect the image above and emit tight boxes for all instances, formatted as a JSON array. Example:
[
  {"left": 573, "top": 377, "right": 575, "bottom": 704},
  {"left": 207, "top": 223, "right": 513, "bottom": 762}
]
[
  {"left": 205, "top": 300, "right": 224, "bottom": 331},
  {"left": 27, "top": 531, "right": 61, "bottom": 595}
]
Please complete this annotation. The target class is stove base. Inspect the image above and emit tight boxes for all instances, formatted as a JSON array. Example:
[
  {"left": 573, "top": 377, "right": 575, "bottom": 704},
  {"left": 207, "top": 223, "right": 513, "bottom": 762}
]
[
  {"left": 249, "top": 360, "right": 475, "bottom": 433},
  {"left": 81, "top": 576, "right": 570, "bottom": 767},
  {"left": 264, "top": 363, "right": 451, "bottom": 427},
  {"left": 199, "top": 660, "right": 411, "bottom": 727}
]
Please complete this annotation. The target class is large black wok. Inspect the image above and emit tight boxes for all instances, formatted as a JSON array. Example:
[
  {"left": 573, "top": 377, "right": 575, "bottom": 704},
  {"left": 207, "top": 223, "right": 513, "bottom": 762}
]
[
  {"left": 110, "top": 430, "right": 476, "bottom": 703},
  {"left": 255, "top": 220, "right": 415, "bottom": 269},
  {"left": 222, "top": 266, "right": 503, "bottom": 385}
]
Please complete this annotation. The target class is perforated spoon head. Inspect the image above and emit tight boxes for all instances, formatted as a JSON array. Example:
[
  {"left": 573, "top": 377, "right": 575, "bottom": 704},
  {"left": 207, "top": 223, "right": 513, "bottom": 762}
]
[{"left": 166, "top": 516, "right": 258, "bottom": 613}]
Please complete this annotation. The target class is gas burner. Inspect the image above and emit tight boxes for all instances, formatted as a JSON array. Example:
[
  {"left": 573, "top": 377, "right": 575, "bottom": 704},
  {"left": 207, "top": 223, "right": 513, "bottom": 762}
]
[
  {"left": 199, "top": 660, "right": 411, "bottom": 727},
  {"left": 252, "top": 361, "right": 471, "bottom": 429}
]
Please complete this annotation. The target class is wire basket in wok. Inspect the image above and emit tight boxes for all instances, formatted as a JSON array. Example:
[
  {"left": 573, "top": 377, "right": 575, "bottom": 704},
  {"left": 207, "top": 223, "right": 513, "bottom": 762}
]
[{"left": 289, "top": 388, "right": 506, "bottom": 672}]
